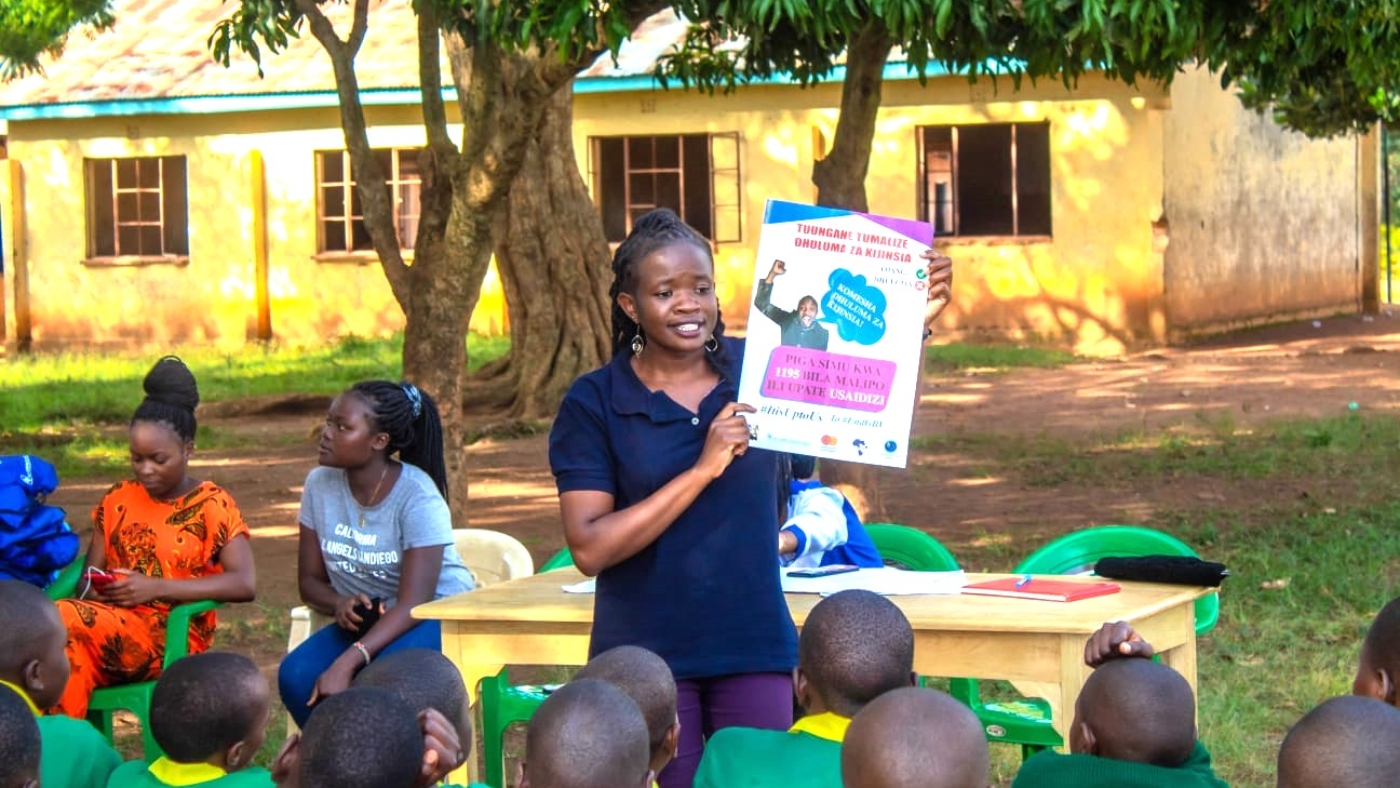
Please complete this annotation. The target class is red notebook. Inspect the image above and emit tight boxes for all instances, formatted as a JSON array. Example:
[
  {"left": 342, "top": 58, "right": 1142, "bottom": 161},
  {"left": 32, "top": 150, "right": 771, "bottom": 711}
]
[{"left": 962, "top": 577, "right": 1121, "bottom": 602}]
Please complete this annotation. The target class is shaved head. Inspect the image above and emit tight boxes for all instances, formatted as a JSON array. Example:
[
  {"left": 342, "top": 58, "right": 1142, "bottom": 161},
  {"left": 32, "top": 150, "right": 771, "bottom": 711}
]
[
  {"left": 801, "top": 590, "right": 914, "bottom": 717},
  {"left": 575, "top": 646, "right": 676, "bottom": 757},
  {"left": 1072, "top": 659, "right": 1196, "bottom": 766},
  {"left": 1278, "top": 695, "right": 1400, "bottom": 788},
  {"left": 0, "top": 580, "right": 69, "bottom": 709},
  {"left": 1354, "top": 596, "right": 1400, "bottom": 705},
  {"left": 522, "top": 679, "right": 650, "bottom": 788},
  {"left": 841, "top": 687, "right": 988, "bottom": 788}
]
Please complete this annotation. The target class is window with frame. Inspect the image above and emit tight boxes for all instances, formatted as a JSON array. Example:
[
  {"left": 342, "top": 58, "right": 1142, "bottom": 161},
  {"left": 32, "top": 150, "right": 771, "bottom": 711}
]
[
  {"left": 917, "top": 123, "right": 1052, "bottom": 238},
  {"left": 84, "top": 156, "right": 189, "bottom": 259},
  {"left": 588, "top": 133, "right": 741, "bottom": 244},
  {"left": 316, "top": 148, "right": 423, "bottom": 253}
]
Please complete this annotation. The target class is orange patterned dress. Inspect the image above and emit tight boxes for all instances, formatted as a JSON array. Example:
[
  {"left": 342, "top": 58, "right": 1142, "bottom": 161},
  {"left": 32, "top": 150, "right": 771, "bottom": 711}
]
[{"left": 52, "top": 480, "right": 250, "bottom": 718}]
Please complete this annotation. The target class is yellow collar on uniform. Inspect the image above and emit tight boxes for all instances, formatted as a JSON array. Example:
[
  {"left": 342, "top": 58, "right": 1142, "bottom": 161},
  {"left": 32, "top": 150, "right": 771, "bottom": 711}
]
[
  {"left": 0, "top": 679, "right": 40, "bottom": 717},
  {"left": 788, "top": 711, "right": 852, "bottom": 743},
  {"left": 148, "top": 757, "right": 227, "bottom": 786}
]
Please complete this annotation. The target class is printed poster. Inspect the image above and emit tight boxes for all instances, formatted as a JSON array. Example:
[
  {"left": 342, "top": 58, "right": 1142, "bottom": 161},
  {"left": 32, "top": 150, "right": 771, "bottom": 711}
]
[{"left": 737, "top": 199, "right": 935, "bottom": 469}]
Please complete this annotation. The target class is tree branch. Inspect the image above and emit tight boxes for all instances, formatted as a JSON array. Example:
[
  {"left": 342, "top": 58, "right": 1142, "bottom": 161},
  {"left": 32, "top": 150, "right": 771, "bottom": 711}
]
[
  {"left": 417, "top": 5, "right": 452, "bottom": 152},
  {"left": 347, "top": 0, "right": 369, "bottom": 55},
  {"left": 294, "top": 0, "right": 411, "bottom": 304}
]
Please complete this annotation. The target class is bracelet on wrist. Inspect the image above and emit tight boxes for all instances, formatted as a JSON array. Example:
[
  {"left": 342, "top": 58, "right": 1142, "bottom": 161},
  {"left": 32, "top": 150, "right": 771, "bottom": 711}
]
[{"left": 351, "top": 641, "right": 372, "bottom": 667}]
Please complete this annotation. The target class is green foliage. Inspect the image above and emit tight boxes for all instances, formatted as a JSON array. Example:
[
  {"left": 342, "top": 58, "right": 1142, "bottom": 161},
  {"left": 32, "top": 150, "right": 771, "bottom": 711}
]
[
  {"left": 0, "top": 0, "right": 113, "bottom": 78},
  {"left": 661, "top": 0, "right": 1400, "bottom": 138}
]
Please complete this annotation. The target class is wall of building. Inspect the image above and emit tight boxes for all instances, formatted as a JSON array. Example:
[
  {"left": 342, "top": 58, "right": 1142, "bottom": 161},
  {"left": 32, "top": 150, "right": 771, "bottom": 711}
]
[
  {"left": 1162, "top": 66, "right": 1364, "bottom": 338},
  {"left": 1, "top": 105, "right": 509, "bottom": 350},
  {"left": 574, "top": 71, "right": 1172, "bottom": 353}
]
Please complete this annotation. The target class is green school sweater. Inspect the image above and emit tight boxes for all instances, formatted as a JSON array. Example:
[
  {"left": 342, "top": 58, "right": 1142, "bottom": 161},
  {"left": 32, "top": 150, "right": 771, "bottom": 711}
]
[
  {"left": 693, "top": 712, "right": 850, "bottom": 788},
  {"left": 105, "top": 759, "right": 273, "bottom": 788},
  {"left": 1011, "top": 741, "right": 1231, "bottom": 788},
  {"left": 38, "top": 714, "right": 123, "bottom": 788}
]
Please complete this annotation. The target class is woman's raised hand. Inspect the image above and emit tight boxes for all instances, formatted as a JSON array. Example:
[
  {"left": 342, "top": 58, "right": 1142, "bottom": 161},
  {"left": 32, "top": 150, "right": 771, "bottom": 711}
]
[{"left": 695, "top": 403, "right": 757, "bottom": 480}]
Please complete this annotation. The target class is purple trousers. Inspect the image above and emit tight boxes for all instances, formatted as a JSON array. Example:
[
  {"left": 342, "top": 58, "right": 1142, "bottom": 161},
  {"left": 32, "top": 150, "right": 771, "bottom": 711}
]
[{"left": 658, "top": 672, "right": 794, "bottom": 788}]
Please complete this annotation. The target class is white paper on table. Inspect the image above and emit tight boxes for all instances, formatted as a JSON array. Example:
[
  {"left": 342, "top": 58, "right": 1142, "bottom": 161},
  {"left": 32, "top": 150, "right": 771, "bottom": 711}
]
[
  {"left": 781, "top": 567, "right": 967, "bottom": 596},
  {"left": 561, "top": 578, "right": 596, "bottom": 594}
]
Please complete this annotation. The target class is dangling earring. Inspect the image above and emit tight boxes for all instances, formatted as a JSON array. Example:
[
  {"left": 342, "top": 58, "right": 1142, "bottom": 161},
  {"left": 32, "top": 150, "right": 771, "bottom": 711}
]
[
  {"left": 705, "top": 335, "right": 719, "bottom": 353},
  {"left": 631, "top": 328, "right": 646, "bottom": 357}
]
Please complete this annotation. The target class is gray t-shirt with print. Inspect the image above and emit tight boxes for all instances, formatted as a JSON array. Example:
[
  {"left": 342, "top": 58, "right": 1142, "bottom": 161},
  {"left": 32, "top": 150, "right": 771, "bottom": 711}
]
[{"left": 299, "top": 463, "right": 474, "bottom": 607}]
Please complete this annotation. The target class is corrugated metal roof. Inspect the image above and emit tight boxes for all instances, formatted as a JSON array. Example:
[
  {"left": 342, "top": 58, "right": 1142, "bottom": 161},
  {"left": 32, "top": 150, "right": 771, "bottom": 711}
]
[{"left": 0, "top": 0, "right": 689, "bottom": 114}]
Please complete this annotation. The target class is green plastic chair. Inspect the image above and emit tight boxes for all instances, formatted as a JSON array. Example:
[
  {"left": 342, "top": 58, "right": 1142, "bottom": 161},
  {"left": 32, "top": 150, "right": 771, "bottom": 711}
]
[
  {"left": 44, "top": 559, "right": 84, "bottom": 601},
  {"left": 86, "top": 599, "right": 221, "bottom": 761},
  {"left": 950, "top": 525, "right": 1220, "bottom": 761},
  {"left": 479, "top": 546, "right": 572, "bottom": 788},
  {"left": 865, "top": 523, "right": 960, "bottom": 572}
]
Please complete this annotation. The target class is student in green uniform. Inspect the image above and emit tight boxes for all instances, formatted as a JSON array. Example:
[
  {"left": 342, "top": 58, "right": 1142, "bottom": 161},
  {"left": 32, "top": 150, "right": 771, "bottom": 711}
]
[
  {"left": 353, "top": 649, "right": 489, "bottom": 788},
  {"left": 1276, "top": 695, "right": 1400, "bottom": 788},
  {"left": 518, "top": 679, "right": 653, "bottom": 788},
  {"left": 106, "top": 652, "right": 271, "bottom": 788},
  {"left": 1011, "top": 622, "right": 1230, "bottom": 788},
  {"left": 0, "top": 686, "right": 41, "bottom": 788},
  {"left": 272, "top": 687, "right": 426, "bottom": 788},
  {"left": 0, "top": 580, "right": 121, "bottom": 788},
  {"left": 575, "top": 646, "right": 680, "bottom": 781},
  {"left": 694, "top": 589, "right": 916, "bottom": 788},
  {"left": 841, "top": 687, "right": 989, "bottom": 788}
]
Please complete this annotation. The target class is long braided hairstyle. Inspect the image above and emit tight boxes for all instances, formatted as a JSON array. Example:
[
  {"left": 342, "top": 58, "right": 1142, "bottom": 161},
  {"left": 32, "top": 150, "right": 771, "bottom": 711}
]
[
  {"left": 607, "top": 208, "right": 734, "bottom": 377},
  {"left": 347, "top": 381, "right": 449, "bottom": 502},
  {"left": 132, "top": 356, "right": 199, "bottom": 442}
]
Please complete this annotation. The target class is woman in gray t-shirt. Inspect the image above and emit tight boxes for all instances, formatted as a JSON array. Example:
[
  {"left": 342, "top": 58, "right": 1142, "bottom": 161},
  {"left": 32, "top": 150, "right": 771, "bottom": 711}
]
[{"left": 277, "top": 380, "right": 474, "bottom": 727}]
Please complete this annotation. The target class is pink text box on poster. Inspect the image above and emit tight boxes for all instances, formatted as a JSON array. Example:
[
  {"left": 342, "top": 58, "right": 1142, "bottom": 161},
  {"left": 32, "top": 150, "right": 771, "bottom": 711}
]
[{"left": 759, "top": 346, "right": 897, "bottom": 413}]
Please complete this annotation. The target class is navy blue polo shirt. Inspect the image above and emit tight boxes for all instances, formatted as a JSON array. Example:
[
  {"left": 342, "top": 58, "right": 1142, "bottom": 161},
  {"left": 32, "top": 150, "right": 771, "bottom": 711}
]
[{"left": 549, "top": 337, "right": 799, "bottom": 680}]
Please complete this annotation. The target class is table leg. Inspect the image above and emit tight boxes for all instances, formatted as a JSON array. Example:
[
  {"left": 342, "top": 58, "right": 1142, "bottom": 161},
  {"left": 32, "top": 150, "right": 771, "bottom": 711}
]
[{"left": 1160, "top": 625, "right": 1199, "bottom": 724}]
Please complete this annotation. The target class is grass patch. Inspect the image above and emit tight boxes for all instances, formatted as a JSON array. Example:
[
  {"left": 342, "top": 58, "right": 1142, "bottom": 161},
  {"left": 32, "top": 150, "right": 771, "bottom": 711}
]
[
  {"left": 0, "top": 332, "right": 511, "bottom": 434},
  {"left": 924, "top": 342, "right": 1079, "bottom": 373},
  {"left": 0, "top": 424, "right": 304, "bottom": 480},
  {"left": 913, "top": 414, "right": 1400, "bottom": 491}
]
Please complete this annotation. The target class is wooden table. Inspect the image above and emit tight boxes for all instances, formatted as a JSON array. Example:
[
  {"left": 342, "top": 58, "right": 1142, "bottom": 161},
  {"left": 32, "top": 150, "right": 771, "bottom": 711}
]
[{"left": 415, "top": 569, "right": 1208, "bottom": 781}]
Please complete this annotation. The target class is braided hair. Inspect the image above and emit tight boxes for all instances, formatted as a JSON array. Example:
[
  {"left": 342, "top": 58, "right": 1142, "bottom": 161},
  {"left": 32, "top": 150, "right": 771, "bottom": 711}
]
[
  {"left": 347, "top": 381, "right": 449, "bottom": 502},
  {"left": 607, "top": 208, "right": 734, "bottom": 377},
  {"left": 132, "top": 356, "right": 199, "bottom": 442}
]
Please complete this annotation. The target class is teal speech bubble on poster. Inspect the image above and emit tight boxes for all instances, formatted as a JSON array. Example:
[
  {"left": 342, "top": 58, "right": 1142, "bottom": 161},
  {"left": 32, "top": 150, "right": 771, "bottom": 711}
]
[{"left": 819, "top": 269, "right": 887, "bottom": 345}]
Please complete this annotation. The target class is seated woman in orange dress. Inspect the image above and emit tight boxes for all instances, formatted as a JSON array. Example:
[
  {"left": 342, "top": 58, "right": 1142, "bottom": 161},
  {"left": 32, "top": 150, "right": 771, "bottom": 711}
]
[{"left": 52, "top": 356, "right": 256, "bottom": 718}]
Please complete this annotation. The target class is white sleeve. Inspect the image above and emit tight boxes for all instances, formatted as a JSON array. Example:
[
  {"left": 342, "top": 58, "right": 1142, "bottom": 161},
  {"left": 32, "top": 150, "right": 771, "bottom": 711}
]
[{"left": 782, "top": 487, "right": 850, "bottom": 559}]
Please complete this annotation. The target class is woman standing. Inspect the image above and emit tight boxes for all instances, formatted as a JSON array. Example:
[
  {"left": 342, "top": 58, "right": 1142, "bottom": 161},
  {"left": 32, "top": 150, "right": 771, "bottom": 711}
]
[{"left": 549, "top": 208, "right": 953, "bottom": 788}]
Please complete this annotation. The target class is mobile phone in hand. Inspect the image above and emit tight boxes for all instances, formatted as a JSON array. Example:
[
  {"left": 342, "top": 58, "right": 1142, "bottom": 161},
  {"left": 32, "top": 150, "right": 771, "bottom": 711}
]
[
  {"left": 352, "top": 597, "right": 384, "bottom": 637},
  {"left": 787, "top": 564, "right": 861, "bottom": 578},
  {"left": 85, "top": 567, "right": 118, "bottom": 589}
]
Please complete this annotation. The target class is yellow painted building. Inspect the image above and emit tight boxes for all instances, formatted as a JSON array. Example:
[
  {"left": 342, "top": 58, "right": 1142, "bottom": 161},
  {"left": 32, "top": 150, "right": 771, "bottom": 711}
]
[{"left": 0, "top": 0, "right": 1377, "bottom": 354}]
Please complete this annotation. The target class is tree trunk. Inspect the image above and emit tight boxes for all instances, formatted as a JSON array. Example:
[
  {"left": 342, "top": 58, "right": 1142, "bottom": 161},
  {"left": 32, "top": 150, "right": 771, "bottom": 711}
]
[
  {"left": 467, "top": 80, "right": 612, "bottom": 418},
  {"left": 812, "top": 20, "right": 896, "bottom": 522}
]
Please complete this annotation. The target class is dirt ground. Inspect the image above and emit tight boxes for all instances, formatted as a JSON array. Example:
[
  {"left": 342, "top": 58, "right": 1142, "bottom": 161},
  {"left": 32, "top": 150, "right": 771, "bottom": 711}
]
[{"left": 42, "top": 313, "right": 1400, "bottom": 677}]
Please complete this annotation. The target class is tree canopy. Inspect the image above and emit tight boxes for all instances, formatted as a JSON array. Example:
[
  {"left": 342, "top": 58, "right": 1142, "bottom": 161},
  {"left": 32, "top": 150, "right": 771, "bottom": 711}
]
[
  {"left": 660, "top": 0, "right": 1399, "bottom": 139},
  {"left": 0, "top": 0, "right": 112, "bottom": 78}
]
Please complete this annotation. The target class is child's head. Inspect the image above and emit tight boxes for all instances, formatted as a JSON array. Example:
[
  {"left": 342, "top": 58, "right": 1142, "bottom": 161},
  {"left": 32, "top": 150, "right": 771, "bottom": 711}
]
[
  {"left": 0, "top": 579, "right": 70, "bottom": 710},
  {"left": 574, "top": 645, "right": 679, "bottom": 774},
  {"left": 607, "top": 207, "right": 731, "bottom": 373},
  {"left": 519, "top": 678, "right": 652, "bottom": 788},
  {"left": 797, "top": 589, "right": 915, "bottom": 718},
  {"left": 0, "top": 686, "right": 40, "bottom": 788},
  {"left": 288, "top": 687, "right": 424, "bottom": 788},
  {"left": 322, "top": 380, "right": 447, "bottom": 499},
  {"left": 1354, "top": 595, "right": 1400, "bottom": 705},
  {"left": 841, "top": 687, "right": 988, "bottom": 788},
  {"left": 130, "top": 355, "right": 199, "bottom": 500},
  {"left": 354, "top": 648, "right": 471, "bottom": 752},
  {"left": 1070, "top": 658, "right": 1196, "bottom": 767},
  {"left": 788, "top": 454, "right": 816, "bottom": 481},
  {"left": 1277, "top": 695, "right": 1400, "bottom": 788},
  {"left": 149, "top": 651, "right": 269, "bottom": 770}
]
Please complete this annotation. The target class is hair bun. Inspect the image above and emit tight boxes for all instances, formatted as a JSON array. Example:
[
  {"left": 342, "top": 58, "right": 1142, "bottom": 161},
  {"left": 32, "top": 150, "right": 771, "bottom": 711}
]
[{"left": 141, "top": 355, "right": 200, "bottom": 412}]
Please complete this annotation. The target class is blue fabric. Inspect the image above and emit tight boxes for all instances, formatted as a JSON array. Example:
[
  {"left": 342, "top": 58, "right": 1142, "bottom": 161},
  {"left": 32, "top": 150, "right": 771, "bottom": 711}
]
[
  {"left": 278, "top": 619, "right": 442, "bottom": 727},
  {"left": 788, "top": 479, "right": 884, "bottom": 569},
  {"left": 549, "top": 337, "right": 799, "bottom": 681},
  {"left": 0, "top": 455, "right": 79, "bottom": 588}
]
